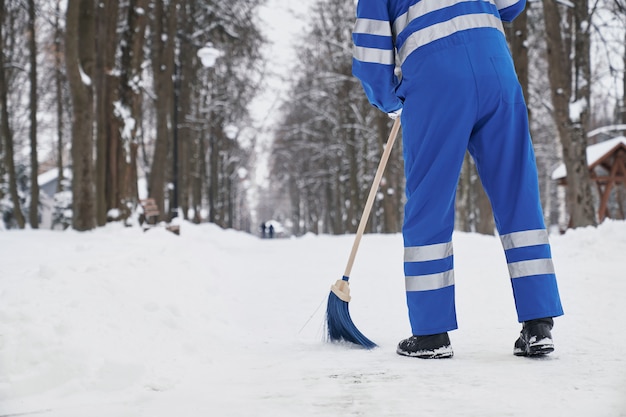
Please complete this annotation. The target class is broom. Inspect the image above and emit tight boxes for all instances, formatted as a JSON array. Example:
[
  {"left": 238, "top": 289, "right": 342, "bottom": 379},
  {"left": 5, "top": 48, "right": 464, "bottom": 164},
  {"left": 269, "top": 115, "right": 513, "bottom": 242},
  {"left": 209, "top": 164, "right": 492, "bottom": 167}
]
[{"left": 326, "top": 117, "right": 401, "bottom": 348}]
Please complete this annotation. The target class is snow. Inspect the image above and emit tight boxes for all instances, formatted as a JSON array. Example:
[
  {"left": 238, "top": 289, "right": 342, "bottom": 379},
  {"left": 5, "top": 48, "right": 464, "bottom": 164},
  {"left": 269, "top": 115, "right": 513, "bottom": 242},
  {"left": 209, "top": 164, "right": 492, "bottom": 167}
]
[
  {"left": 1, "top": 220, "right": 626, "bottom": 416},
  {"left": 113, "top": 101, "right": 136, "bottom": 161},
  {"left": 38, "top": 169, "right": 65, "bottom": 188},
  {"left": 223, "top": 124, "right": 239, "bottom": 140},
  {"left": 569, "top": 98, "right": 587, "bottom": 123},
  {"left": 555, "top": 0, "right": 575, "bottom": 7},
  {"left": 587, "top": 124, "right": 626, "bottom": 138},
  {"left": 79, "top": 64, "right": 92, "bottom": 87},
  {"left": 551, "top": 136, "right": 626, "bottom": 180}
]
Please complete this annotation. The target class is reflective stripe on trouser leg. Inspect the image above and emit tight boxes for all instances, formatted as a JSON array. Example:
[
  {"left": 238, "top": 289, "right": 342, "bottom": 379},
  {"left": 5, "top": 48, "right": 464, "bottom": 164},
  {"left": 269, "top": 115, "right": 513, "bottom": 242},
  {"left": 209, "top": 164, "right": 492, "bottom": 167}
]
[
  {"left": 404, "top": 242, "right": 458, "bottom": 335},
  {"left": 463, "top": 36, "right": 564, "bottom": 322},
  {"left": 399, "top": 38, "right": 479, "bottom": 336},
  {"left": 499, "top": 230, "right": 564, "bottom": 321}
]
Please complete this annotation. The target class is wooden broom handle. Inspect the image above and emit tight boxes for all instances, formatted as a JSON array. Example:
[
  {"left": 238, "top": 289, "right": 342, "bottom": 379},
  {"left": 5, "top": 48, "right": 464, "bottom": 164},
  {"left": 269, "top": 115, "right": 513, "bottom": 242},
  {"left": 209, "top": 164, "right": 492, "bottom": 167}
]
[{"left": 343, "top": 117, "right": 401, "bottom": 277}]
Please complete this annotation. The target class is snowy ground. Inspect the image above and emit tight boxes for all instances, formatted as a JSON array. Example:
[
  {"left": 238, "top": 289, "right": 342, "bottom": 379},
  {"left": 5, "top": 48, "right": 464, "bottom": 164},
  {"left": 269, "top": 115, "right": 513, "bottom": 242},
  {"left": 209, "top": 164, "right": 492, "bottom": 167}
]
[{"left": 1, "top": 220, "right": 625, "bottom": 416}]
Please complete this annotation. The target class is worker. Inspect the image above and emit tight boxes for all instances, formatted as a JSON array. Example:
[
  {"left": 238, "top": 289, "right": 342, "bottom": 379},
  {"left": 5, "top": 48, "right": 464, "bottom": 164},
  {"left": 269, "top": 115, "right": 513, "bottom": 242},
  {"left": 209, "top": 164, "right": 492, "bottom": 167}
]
[{"left": 352, "top": 0, "right": 564, "bottom": 358}]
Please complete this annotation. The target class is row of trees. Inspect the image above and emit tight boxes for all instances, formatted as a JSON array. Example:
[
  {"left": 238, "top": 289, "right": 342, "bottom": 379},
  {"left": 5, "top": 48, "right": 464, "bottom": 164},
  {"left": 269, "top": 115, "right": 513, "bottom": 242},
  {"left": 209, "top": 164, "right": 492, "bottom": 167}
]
[
  {"left": 267, "top": 0, "right": 626, "bottom": 235},
  {"left": 269, "top": 1, "right": 404, "bottom": 236},
  {"left": 1, "top": 0, "right": 624, "bottom": 235},
  {"left": 1, "top": 0, "right": 264, "bottom": 231}
]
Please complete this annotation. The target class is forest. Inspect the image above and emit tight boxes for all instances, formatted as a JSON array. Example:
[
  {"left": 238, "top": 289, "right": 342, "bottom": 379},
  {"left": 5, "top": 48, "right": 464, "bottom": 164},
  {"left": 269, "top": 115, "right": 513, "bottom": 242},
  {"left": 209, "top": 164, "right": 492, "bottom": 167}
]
[{"left": 0, "top": 0, "right": 625, "bottom": 236}]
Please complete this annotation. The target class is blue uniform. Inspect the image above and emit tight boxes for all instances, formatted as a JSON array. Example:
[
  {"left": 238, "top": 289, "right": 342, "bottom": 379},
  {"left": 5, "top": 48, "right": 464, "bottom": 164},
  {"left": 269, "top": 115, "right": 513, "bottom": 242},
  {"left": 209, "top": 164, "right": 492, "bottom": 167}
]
[{"left": 352, "top": 0, "right": 563, "bottom": 336}]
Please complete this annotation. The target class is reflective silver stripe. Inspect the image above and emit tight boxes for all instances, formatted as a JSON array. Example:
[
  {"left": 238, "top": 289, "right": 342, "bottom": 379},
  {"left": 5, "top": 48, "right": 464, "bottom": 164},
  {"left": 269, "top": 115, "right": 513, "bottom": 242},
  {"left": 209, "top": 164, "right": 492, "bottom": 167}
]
[
  {"left": 393, "top": 0, "right": 470, "bottom": 37},
  {"left": 500, "top": 229, "right": 549, "bottom": 250},
  {"left": 508, "top": 259, "right": 555, "bottom": 279},
  {"left": 354, "top": 18, "right": 392, "bottom": 37},
  {"left": 393, "top": 0, "right": 500, "bottom": 37},
  {"left": 494, "top": 0, "right": 519, "bottom": 10},
  {"left": 404, "top": 242, "right": 453, "bottom": 262},
  {"left": 353, "top": 45, "right": 395, "bottom": 65},
  {"left": 406, "top": 270, "right": 455, "bottom": 291},
  {"left": 397, "top": 13, "right": 504, "bottom": 65}
]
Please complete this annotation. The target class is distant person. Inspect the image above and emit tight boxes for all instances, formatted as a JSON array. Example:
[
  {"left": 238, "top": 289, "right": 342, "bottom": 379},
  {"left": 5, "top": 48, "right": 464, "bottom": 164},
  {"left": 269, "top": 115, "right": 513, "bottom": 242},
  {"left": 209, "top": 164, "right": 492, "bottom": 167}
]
[
  {"left": 260, "top": 222, "right": 267, "bottom": 239},
  {"left": 352, "top": 0, "right": 563, "bottom": 358},
  {"left": 268, "top": 224, "right": 275, "bottom": 239}
]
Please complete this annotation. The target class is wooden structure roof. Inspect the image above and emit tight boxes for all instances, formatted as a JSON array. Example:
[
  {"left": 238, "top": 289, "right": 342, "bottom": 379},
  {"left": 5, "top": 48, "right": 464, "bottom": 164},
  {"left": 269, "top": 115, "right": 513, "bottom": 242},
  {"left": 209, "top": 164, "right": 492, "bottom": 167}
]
[{"left": 552, "top": 136, "right": 626, "bottom": 221}]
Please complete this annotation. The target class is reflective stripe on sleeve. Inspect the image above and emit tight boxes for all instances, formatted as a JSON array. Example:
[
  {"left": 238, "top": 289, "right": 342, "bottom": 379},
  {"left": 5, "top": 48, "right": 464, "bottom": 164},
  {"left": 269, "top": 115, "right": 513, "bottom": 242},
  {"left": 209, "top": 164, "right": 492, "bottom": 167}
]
[
  {"left": 404, "top": 242, "right": 453, "bottom": 262},
  {"left": 397, "top": 13, "right": 504, "bottom": 65},
  {"left": 406, "top": 270, "right": 455, "bottom": 291},
  {"left": 508, "top": 259, "right": 555, "bottom": 279},
  {"left": 353, "top": 45, "right": 396, "bottom": 65},
  {"left": 393, "top": 0, "right": 501, "bottom": 37},
  {"left": 354, "top": 18, "right": 393, "bottom": 37},
  {"left": 500, "top": 229, "right": 549, "bottom": 250},
  {"left": 393, "top": 0, "right": 469, "bottom": 37}
]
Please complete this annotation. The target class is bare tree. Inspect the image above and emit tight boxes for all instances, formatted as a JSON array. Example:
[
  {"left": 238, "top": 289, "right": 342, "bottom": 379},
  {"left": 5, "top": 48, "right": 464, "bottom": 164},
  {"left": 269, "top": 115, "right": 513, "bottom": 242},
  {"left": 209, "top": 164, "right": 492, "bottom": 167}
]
[
  {"left": 270, "top": 0, "right": 404, "bottom": 235},
  {"left": 175, "top": 0, "right": 263, "bottom": 228},
  {"left": 375, "top": 113, "right": 403, "bottom": 233},
  {"left": 94, "top": 0, "right": 120, "bottom": 225},
  {"left": 66, "top": 0, "right": 96, "bottom": 231},
  {"left": 541, "top": 0, "right": 597, "bottom": 228},
  {"left": 507, "top": 3, "right": 530, "bottom": 110},
  {"left": 0, "top": 0, "right": 264, "bottom": 232},
  {"left": 0, "top": 0, "right": 25, "bottom": 229},
  {"left": 147, "top": 0, "right": 177, "bottom": 221},
  {"left": 54, "top": 0, "right": 65, "bottom": 193},
  {"left": 27, "top": 0, "right": 39, "bottom": 228},
  {"left": 621, "top": 0, "right": 626, "bottom": 127},
  {"left": 117, "top": 0, "right": 149, "bottom": 212}
]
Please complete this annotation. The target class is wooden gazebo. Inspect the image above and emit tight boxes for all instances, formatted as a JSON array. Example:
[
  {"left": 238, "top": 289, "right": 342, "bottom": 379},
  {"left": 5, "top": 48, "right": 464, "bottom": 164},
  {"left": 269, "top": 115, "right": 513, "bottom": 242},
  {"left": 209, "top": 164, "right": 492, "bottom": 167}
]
[{"left": 552, "top": 136, "right": 626, "bottom": 221}]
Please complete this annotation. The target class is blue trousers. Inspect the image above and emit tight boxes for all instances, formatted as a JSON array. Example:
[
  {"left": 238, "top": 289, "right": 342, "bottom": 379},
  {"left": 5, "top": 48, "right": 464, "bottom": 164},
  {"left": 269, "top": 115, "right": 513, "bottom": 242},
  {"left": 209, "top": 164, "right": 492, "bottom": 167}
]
[{"left": 397, "top": 29, "right": 564, "bottom": 336}]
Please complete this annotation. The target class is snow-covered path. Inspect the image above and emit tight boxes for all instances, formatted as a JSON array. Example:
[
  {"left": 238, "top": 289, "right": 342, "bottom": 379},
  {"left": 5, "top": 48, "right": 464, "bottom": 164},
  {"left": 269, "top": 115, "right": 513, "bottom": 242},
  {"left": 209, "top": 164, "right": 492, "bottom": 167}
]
[{"left": 1, "top": 221, "right": 625, "bottom": 416}]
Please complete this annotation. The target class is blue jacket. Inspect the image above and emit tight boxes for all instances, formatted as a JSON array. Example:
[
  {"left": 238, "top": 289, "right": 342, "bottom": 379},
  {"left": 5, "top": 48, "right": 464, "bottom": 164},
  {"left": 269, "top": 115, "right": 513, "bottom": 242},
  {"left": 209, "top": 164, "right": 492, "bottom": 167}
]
[{"left": 352, "top": 0, "right": 526, "bottom": 113}]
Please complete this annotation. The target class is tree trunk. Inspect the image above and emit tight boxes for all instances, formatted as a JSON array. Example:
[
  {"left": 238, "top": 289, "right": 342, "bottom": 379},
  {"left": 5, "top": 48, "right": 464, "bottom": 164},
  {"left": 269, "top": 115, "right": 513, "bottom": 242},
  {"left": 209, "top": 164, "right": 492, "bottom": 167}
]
[
  {"left": 456, "top": 153, "right": 472, "bottom": 232},
  {"left": 622, "top": 29, "right": 626, "bottom": 128},
  {"left": 54, "top": 0, "right": 65, "bottom": 193},
  {"left": 216, "top": 135, "right": 230, "bottom": 227},
  {"left": 541, "top": 0, "right": 596, "bottom": 228},
  {"left": 507, "top": 3, "right": 529, "bottom": 111},
  {"left": 28, "top": 0, "right": 39, "bottom": 228},
  {"left": 0, "top": 0, "right": 25, "bottom": 229},
  {"left": 474, "top": 176, "right": 495, "bottom": 235},
  {"left": 333, "top": 155, "right": 343, "bottom": 233},
  {"left": 346, "top": 133, "right": 359, "bottom": 233},
  {"left": 119, "top": 0, "right": 149, "bottom": 213},
  {"left": 226, "top": 164, "right": 233, "bottom": 229},
  {"left": 486, "top": 5, "right": 532, "bottom": 237},
  {"left": 573, "top": 0, "right": 591, "bottom": 134},
  {"left": 378, "top": 115, "right": 394, "bottom": 233},
  {"left": 0, "top": 95, "right": 3, "bottom": 204},
  {"left": 94, "top": 0, "right": 120, "bottom": 225},
  {"left": 148, "top": 0, "right": 177, "bottom": 221},
  {"left": 191, "top": 125, "right": 204, "bottom": 223},
  {"left": 389, "top": 115, "right": 404, "bottom": 233},
  {"left": 456, "top": 154, "right": 494, "bottom": 235},
  {"left": 0, "top": 3, "right": 3, "bottom": 207},
  {"left": 176, "top": 3, "right": 194, "bottom": 221},
  {"left": 66, "top": 0, "right": 96, "bottom": 231},
  {"left": 208, "top": 126, "right": 219, "bottom": 223},
  {"left": 375, "top": 114, "right": 402, "bottom": 233}
]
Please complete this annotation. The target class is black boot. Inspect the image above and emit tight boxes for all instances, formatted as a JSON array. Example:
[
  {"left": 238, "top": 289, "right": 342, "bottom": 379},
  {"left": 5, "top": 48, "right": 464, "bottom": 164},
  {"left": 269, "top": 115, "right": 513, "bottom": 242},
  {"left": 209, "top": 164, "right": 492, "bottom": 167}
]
[
  {"left": 514, "top": 318, "right": 554, "bottom": 357},
  {"left": 397, "top": 332, "right": 453, "bottom": 359}
]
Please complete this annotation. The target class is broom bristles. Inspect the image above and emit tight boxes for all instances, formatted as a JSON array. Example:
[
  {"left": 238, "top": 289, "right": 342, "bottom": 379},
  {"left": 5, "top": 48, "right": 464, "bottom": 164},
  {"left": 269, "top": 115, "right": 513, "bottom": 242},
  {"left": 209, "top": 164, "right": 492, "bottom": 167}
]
[{"left": 326, "top": 277, "right": 376, "bottom": 349}]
